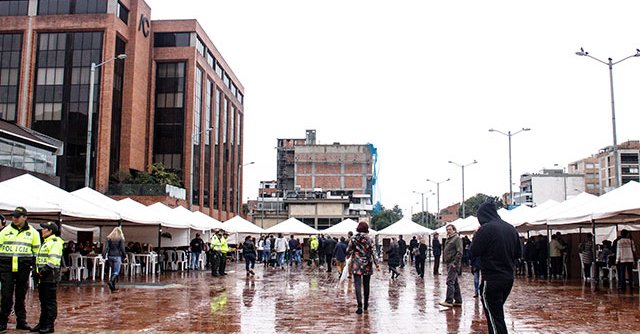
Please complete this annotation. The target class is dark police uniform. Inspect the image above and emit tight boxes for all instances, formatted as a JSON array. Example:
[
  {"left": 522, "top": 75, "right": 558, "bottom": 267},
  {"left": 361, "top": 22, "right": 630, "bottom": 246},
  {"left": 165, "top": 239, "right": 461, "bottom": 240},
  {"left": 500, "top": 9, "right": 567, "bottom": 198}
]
[
  {"left": 34, "top": 222, "right": 63, "bottom": 333},
  {"left": 0, "top": 212, "right": 41, "bottom": 329}
]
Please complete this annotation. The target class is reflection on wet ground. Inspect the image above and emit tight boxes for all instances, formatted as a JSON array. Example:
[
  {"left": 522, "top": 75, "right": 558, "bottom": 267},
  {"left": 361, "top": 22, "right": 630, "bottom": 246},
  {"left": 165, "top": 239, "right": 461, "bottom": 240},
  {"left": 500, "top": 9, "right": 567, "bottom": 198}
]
[{"left": 5, "top": 262, "right": 640, "bottom": 333}]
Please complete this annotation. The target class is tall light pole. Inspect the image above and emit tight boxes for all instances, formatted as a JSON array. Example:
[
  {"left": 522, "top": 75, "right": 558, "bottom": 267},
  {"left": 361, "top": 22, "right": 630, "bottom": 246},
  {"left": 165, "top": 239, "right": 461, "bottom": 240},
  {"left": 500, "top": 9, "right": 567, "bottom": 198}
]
[
  {"left": 412, "top": 191, "right": 425, "bottom": 226},
  {"left": 448, "top": 160, "right": 478, "bottom": 218},
  {"left": 425, "top": 191, "right": 434, "bottom": 225},
  {"left": 575, "top": 47, "right": 640, "bottom": 189},
  {"left": 236, "top": 161, "right": 255, "bottom": 215},
  {"left": 85, "top": 53, "right": 126, "bottom": 188},
  {"left": 427, "top": 178, "right": 450, "bottom": 221},
  {"left": 189, "top": 127, "right": 213, "bottom": 209},
  {"left": 489, "top": 128, "right": 530, "bottom": 208}
]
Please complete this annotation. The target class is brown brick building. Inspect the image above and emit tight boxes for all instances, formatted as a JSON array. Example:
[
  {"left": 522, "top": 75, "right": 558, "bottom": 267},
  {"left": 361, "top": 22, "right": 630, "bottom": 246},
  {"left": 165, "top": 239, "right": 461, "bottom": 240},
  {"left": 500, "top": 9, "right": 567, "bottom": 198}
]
[{"left": 0, "top": 0, "right": 245, "bottom": 220}]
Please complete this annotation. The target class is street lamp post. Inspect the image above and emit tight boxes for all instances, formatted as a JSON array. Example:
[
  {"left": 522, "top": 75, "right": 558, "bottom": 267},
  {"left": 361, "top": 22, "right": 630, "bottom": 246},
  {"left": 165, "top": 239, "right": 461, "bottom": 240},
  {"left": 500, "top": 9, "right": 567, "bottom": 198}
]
[
  {"left": 427, "top": 178, "right": 450, "bottom": 221},
  {"left": 575, "top": 48, "right": 640, "bottom": 189},
  {"left": 84, "top": 53, "right": 127, "bottom": 188},
  {"left": 448, "top": 160, "right": 478, "bottom": 218},
  {"left": 236, "top": 161, "right": 255, "bottom": 215},
  {"left": 412, "top": 191, "right": 425, "bottom": 226},
  {"left": 489, "top": 128, "right": 530, "bottom": 207},
  {"left": 189, "top": 127, "right": 213, "bottom": 209}
]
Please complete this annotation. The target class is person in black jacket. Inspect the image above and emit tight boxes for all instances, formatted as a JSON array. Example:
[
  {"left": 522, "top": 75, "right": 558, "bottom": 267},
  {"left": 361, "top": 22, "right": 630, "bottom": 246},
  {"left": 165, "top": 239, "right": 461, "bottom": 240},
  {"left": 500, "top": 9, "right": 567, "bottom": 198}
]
[
  {"left": 397, "top": 235, "right": 407, "bottom": 268},
  {"left": 103, "top": 226, "right": 126, "bottom": 292},
  {"left": 408, "top": 236, "right": 418, "bottom": 264},
  {"left": 470, "top": 201, "right": 521, "bottom": 334},
  {"left": 432, "top": 233, "right": 442, "bottom": 275},
  {"left": 386, "top": 238, "right": 401, "bottom": 279},
  {"left": 323, "top": 236, "right": 337, "bottom": 273}
]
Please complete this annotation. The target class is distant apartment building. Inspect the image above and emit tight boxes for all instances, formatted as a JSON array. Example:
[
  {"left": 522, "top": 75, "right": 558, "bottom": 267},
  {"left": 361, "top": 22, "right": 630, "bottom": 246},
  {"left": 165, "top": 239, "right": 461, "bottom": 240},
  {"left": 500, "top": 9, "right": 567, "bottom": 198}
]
[
  {"left": 568, "top": 156, "right": 600, "bottom": 195},
  {"left": 0, "top": 0, "right": 245, "bottom": 221},
  {"left": 439, "top": 202, "right": 460, "bottom": 224},
  {"left": 252, "top": 130, "right": 375, "bottom": 229},
  {"left": 518, "top": 169, "right": 585, "bottom": 206}
]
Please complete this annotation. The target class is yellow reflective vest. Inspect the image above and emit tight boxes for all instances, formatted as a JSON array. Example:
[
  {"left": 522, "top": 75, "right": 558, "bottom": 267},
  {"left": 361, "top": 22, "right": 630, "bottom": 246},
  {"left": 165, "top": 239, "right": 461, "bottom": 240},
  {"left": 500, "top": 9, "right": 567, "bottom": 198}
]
[
  {"left": 220, "top": 236, "right": 228, "bottom": 254},
  {"left": 211, "top": 235, "right": 222, "bottom": 251},
  {"left": 36, "top": 234, "right": 64, "bottom": 283},
  {"left": 0, "top": 223, "right": 41, "bottom": 272}
]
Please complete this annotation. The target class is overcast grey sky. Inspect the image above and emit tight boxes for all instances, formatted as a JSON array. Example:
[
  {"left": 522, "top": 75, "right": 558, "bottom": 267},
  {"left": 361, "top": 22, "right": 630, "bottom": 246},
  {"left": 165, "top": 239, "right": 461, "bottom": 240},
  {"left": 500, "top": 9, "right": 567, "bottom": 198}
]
[{"left": 147, "top": 0, "right": 640, "bottom": 216}]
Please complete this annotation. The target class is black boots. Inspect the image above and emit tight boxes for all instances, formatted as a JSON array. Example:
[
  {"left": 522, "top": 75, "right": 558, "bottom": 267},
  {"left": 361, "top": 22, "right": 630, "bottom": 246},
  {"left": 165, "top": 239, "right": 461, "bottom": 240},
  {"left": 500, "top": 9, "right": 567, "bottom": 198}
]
[{"left": 108, "top": 275, "right": 118, "bottom": 292}]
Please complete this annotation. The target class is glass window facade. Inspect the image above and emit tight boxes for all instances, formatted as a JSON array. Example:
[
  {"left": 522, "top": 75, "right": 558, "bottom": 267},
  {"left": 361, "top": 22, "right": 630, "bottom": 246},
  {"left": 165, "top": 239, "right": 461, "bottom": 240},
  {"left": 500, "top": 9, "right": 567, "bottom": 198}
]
[
  {"left": 222, "top": 97, "right": 228, "bottom": 211},
  {"left": 109, "top": 36, "right": 126, "bottom": 178},
  {"left": 213, "top": 89, "right": 220, "bottom": 209},
  {"left": 32, "top": 31, "right": 104, "bottom": 190},
  {"left": 0, "top": 0, "right": 28, "bottom": 16},
  {"left": 0, "top": 33, "right": 22, "bottom": 122},
  {"left": 0, "top": 137, "right": 57, "bottom": 175},
  {"left": 153, "top": 32, "right": 190, "bottom": 48},
  {"left": 116, "top": 1, "right": 128, "bottom": 24},
  {"left": 153, "top": 62, "right": 186, "bottom": 173},
  {"left": 203, "top": 78, "right": 212, "bottom": 208},
  {"left": 196, "top": 37, "right": 205, "bottom": 57},
  {"left": 192, "top": 66, "right": 202, "bottom": 204},
  {"left": 38, "top": 0, "right": 108, "bottom": 15}
]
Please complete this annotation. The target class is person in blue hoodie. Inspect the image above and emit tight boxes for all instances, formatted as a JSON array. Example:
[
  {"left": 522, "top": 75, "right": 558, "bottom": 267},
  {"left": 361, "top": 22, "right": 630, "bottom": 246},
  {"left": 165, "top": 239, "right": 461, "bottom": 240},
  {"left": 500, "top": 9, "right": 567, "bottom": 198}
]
[{"left": 470, "top": 200, "right": 521, "bottom": 334}]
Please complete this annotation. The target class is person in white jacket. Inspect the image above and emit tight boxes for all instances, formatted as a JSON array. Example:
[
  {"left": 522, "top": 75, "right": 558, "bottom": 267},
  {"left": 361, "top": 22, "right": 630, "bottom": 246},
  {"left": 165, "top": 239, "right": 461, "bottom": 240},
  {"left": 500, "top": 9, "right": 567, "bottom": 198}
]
[{"left": 274, "top": 233, "right": 289, "bottom": 269}]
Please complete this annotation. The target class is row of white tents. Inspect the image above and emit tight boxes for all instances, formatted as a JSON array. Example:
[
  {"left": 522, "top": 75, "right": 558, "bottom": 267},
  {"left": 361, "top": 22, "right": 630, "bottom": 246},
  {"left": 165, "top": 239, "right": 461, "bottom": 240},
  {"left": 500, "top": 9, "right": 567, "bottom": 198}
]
[{"left": 434, "top": 181, "right": 640, "bottom": 243}]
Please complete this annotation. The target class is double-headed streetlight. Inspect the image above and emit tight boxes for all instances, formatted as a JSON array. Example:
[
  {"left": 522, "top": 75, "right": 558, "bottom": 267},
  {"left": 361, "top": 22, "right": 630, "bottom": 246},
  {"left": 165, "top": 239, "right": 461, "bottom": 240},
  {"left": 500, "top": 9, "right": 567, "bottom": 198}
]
[
  {"left": 236, "top": 161, "right": 255, "bottom": 215},
  {"left": 448, "top": 160, "right": 478, "bottom": 218},
  {"left": 189, "top": 127, "right": 213, "bottom": 209},
  {"left": 426, "top": 178, "right": 450, "bottom": 221},
  {"left": 412, "top": 190, "right": 431, "bottom": 226},
  {"left": 84, "top": 53, "right": 127, "bottom": 187},
  {"left": 489, "top": 128, "right": 530, "bottom": 207},
  {"left": 575, "top": 47, "right": 640, "bottom": 189}
]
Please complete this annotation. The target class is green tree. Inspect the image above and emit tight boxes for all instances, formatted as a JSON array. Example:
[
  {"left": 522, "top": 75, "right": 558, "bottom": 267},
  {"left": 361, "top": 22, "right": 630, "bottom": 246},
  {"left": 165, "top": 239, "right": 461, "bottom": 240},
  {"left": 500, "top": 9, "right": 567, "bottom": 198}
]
[
  {"left": 371, "top": 205, "right": 403, "bottom": 231},
  {"left": 122, "top": 163, "right": 183, "bottom": 187},
  {"left": 411, "top": 211, "right": 438, "bottom": 229},
  {"left": 457, "top": 193, "right": 504, "bottom": 218}
]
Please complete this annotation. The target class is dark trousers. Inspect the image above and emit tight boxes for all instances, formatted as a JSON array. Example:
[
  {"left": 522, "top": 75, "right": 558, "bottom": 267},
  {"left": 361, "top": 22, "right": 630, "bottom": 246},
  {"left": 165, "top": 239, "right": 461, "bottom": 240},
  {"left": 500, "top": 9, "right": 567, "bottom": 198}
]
[
  {"left": 526, "top": 261, "right": 536, "bottom": 277},
  {"left": 210, "top": 251, "right": 221, "bottom": 276},
  {"left": 38, "top": 282, "right": 57, "bottom": 328},
  {"left": 415, "top": 257, "right": 425, "bottom": 277},
  {"left": 617, "top": 262, "right": 634, "bottom": 289},
  {"left": 0, "top": 270, "right": 29, "bottom": 325},
  {"left": 480, "top": 279, "right": 514, "bottom": 334},
  {"left": 353, "top": 274, "right": 371, "bottom": 308},
  {"left": 244, "top": 254, "right": 255, "bottom": 272},
  {"left": 550, "top": 257, "right": 562, "bottom": 277},
  {"left": 325, "top": 254, "right": 333, "bottom": 272},
  {"left": 399, "top": 251, "right": 405, "bottom": 268},
  {"left": 218, "top": 252, "right": 227, "bottom": 275},
  {"left": 433, "top": 255, "right": 441, "bottom": 275},
  {"left": 445, "top": 264, "right": 462, "bottom": 303}
]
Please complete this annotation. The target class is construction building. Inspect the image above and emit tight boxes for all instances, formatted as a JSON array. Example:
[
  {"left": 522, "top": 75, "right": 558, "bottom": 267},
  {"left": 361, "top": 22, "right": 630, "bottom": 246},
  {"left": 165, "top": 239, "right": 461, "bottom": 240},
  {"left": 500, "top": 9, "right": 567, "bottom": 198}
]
[
  {"left": 0, "top": 0, "right": 245, "bottom": 221},
  {"left": 251, "top": 130, "right": 376, "bottom": 229}
]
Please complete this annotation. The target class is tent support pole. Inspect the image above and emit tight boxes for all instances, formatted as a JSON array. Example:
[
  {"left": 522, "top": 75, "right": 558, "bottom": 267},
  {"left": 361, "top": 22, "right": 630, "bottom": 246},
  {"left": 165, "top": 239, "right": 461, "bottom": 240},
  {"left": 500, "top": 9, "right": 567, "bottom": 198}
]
[
  {"left": 591, "top": 219, "right": 596, "bottom": 280},
  {"left": 158, "top": 225, "right": 162, "bottom": 249}
]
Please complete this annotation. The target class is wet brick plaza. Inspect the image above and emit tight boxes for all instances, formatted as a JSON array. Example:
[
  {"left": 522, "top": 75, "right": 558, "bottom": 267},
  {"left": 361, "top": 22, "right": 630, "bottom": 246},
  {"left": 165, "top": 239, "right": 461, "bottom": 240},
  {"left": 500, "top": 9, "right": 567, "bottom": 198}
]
[{"left": 6, "top": 261, "right": 640, "bottom": 333}]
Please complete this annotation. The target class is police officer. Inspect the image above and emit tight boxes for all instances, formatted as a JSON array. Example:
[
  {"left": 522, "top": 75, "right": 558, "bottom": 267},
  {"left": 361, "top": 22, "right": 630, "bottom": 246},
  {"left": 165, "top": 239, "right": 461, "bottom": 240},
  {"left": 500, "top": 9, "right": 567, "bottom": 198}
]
[
  {"left": 32, "top": 222, "right": 63, "bottom": 334},
  {"left": 0, "top": 207, "right": 41, "bottom": 331},
  {"left": 218, "top": 232, "right": 229, "bottom": 276},
  {"left": 210, "top": 229, "right": 222, "bottom": 277}
]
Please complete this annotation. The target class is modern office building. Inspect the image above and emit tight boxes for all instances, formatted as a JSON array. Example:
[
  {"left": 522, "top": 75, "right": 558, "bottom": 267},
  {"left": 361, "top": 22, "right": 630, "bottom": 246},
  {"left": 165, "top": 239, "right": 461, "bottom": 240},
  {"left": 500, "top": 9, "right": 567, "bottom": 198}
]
[
  {"left": 568, "top": 156, "right": 600, "bottom": 195},
  {"left": 0, "top": 0, "right": 245, "bottom": 220}
]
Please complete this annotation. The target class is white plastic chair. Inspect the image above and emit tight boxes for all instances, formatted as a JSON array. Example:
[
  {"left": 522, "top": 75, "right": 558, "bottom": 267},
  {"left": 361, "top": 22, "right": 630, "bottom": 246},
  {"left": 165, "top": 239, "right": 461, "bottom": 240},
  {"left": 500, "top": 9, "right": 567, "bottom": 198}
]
[
  {"left": 127, "top": 253, "right": 141, "bottom": 276},
  {"left": 165, "top": 250, "right": 177, "bottom": 271},
  {"left": 198, "top": 250, "right": 206, "bottom": 270},
  {"left": 69, "top": 254, "right": 86, "bottom": 281},
  {"left": 176, "top": 250, "right": 188, "bottom": 271}
]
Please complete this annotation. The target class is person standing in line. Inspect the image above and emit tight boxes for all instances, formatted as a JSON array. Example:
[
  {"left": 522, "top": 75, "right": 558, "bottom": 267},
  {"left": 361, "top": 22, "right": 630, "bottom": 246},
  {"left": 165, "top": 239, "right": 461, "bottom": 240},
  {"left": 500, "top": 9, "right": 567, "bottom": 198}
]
[
  {"left": 333, "top": 237, "right": 348, "bottom": 277},
  {"left": 347, "top": 222, "right": 379, "bottom": 314},
  {"left": 439, "top": 224, "right": 462, "bottom": 308},
  {"left": 616, "top": 229, "right": 636, "bottom": 291},
  {"left": 189, "top": 233, "right": 204, "bottom": 270},
  {"left": 274, "top": 233, "right": 288, "bottom": 270},
  {"left": 309, "top": 235, "right": 319, "bottom": 268},
  {"left": 579, "top": 233, "right": 594, "bottom": 280},
  {"left": 323, "top": 236, "right": 337, "bottom": 273},
  {"left": 0, "top": 207, "right": 40, "bottom": 331},
  {"left": 408, "top": 236, "right": 418, "bottom": 264},
  {"left": 218, "top": 232, "right": 229, "bottom": 276},
  {"left": 257, "top": 236, "right": 264, "bottom": 263},
  {"left": 549, "top": 234, "right": 565, "bottom": 279},
  {"left": 318, "top": 235, "right": 326, "bottom": 267},
  {"left": 103, "top": 226, "right": 126, "bottom": 292},
  {"left": 397, "top": 235, "right": 407, "bottom": 268},
  {"left": 386, "top": 237, "right": 401, "bottom": 279},
  {"left": 33, "top": 222, "right": 63, "bottom": 334},
  {"left": 470, "top": 201, "right": 521, "bottom": 334},
  {"left": 415, "top": 236, "right": 427, "bottom": 278},
  {"left": 288, "top": 235, "right": 300, "bottom": 266},
  {"left": 242, "top": 235, "right": 256, "bottom": 277},
  {"left": 262, "top": 236, "right": 271, "bottom": 267},
  {"left": 210, "top": 229, "right": 222, "bottom": 276},
  {"left": 432, "top": 233, "right": 442, "bottom": 275}
]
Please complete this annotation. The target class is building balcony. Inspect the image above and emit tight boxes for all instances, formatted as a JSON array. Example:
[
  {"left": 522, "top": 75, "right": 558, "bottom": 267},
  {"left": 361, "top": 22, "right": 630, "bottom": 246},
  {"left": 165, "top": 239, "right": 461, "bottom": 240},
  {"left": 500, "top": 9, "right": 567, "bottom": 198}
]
[{"left": 108, "top": 184, "right": 186, "bottom": 199}]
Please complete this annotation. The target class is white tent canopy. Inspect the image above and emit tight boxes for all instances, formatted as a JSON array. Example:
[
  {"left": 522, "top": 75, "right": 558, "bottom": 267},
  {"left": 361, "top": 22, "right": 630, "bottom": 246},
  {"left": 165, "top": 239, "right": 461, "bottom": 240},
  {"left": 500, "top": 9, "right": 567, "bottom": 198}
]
[
  {"left": 519, "top": 193, "right": 598, "bottom": 231},
  {"left": 0, "top": 182, "right": 60, "bottom": 214},
  {"left": 172, "top": 206, "right": 221, "bottom": 231},
  {"left": 457, "top": 216, "right": 480, "bottom": 234},
  {"left": 377, "top": 217, "right": 434, "bottom": 236},
  {"left": 321, "top": 218, "right": 377, "bottom": 236},
  {"left": 72, "top": 188, "right": 161, "bottom": 225},
  {"left": 265, "top": 217, "right": 319, "bottom": 235},
  {"left": 146, "top": 202, "right": 190, "bottom": 229},
  {"left": 223, "top": 216, "right": 263, "bottom": 234},
  {"left": 0, "top": 174, "right": 120, "bottom": 221},
  {"left": 192, "top": 211, "right": 223, "bottom": 231}
]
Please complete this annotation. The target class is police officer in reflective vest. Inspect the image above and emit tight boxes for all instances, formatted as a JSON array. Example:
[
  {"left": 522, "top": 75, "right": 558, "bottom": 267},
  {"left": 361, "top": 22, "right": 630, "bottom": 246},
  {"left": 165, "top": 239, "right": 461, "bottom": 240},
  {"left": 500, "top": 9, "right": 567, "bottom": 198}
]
[
  {"left": 218, "top": 232, "right": 229, "bottom": 276},
  {"left": 0, "top": 207, "right": 41, "bottom": 331},
  {"left": 33, "top": 222, "right": 63, "bottom": 334},
  {"left": 210, "top": 230, "right": 222, "bottom": 277}
]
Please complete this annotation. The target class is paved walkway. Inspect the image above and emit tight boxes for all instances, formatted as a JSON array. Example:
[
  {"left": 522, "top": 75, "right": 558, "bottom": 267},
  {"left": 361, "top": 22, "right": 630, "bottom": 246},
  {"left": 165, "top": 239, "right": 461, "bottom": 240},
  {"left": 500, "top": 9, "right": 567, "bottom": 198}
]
[{"left": 6, "top": 261, "right": 640, "bottom": 333}]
